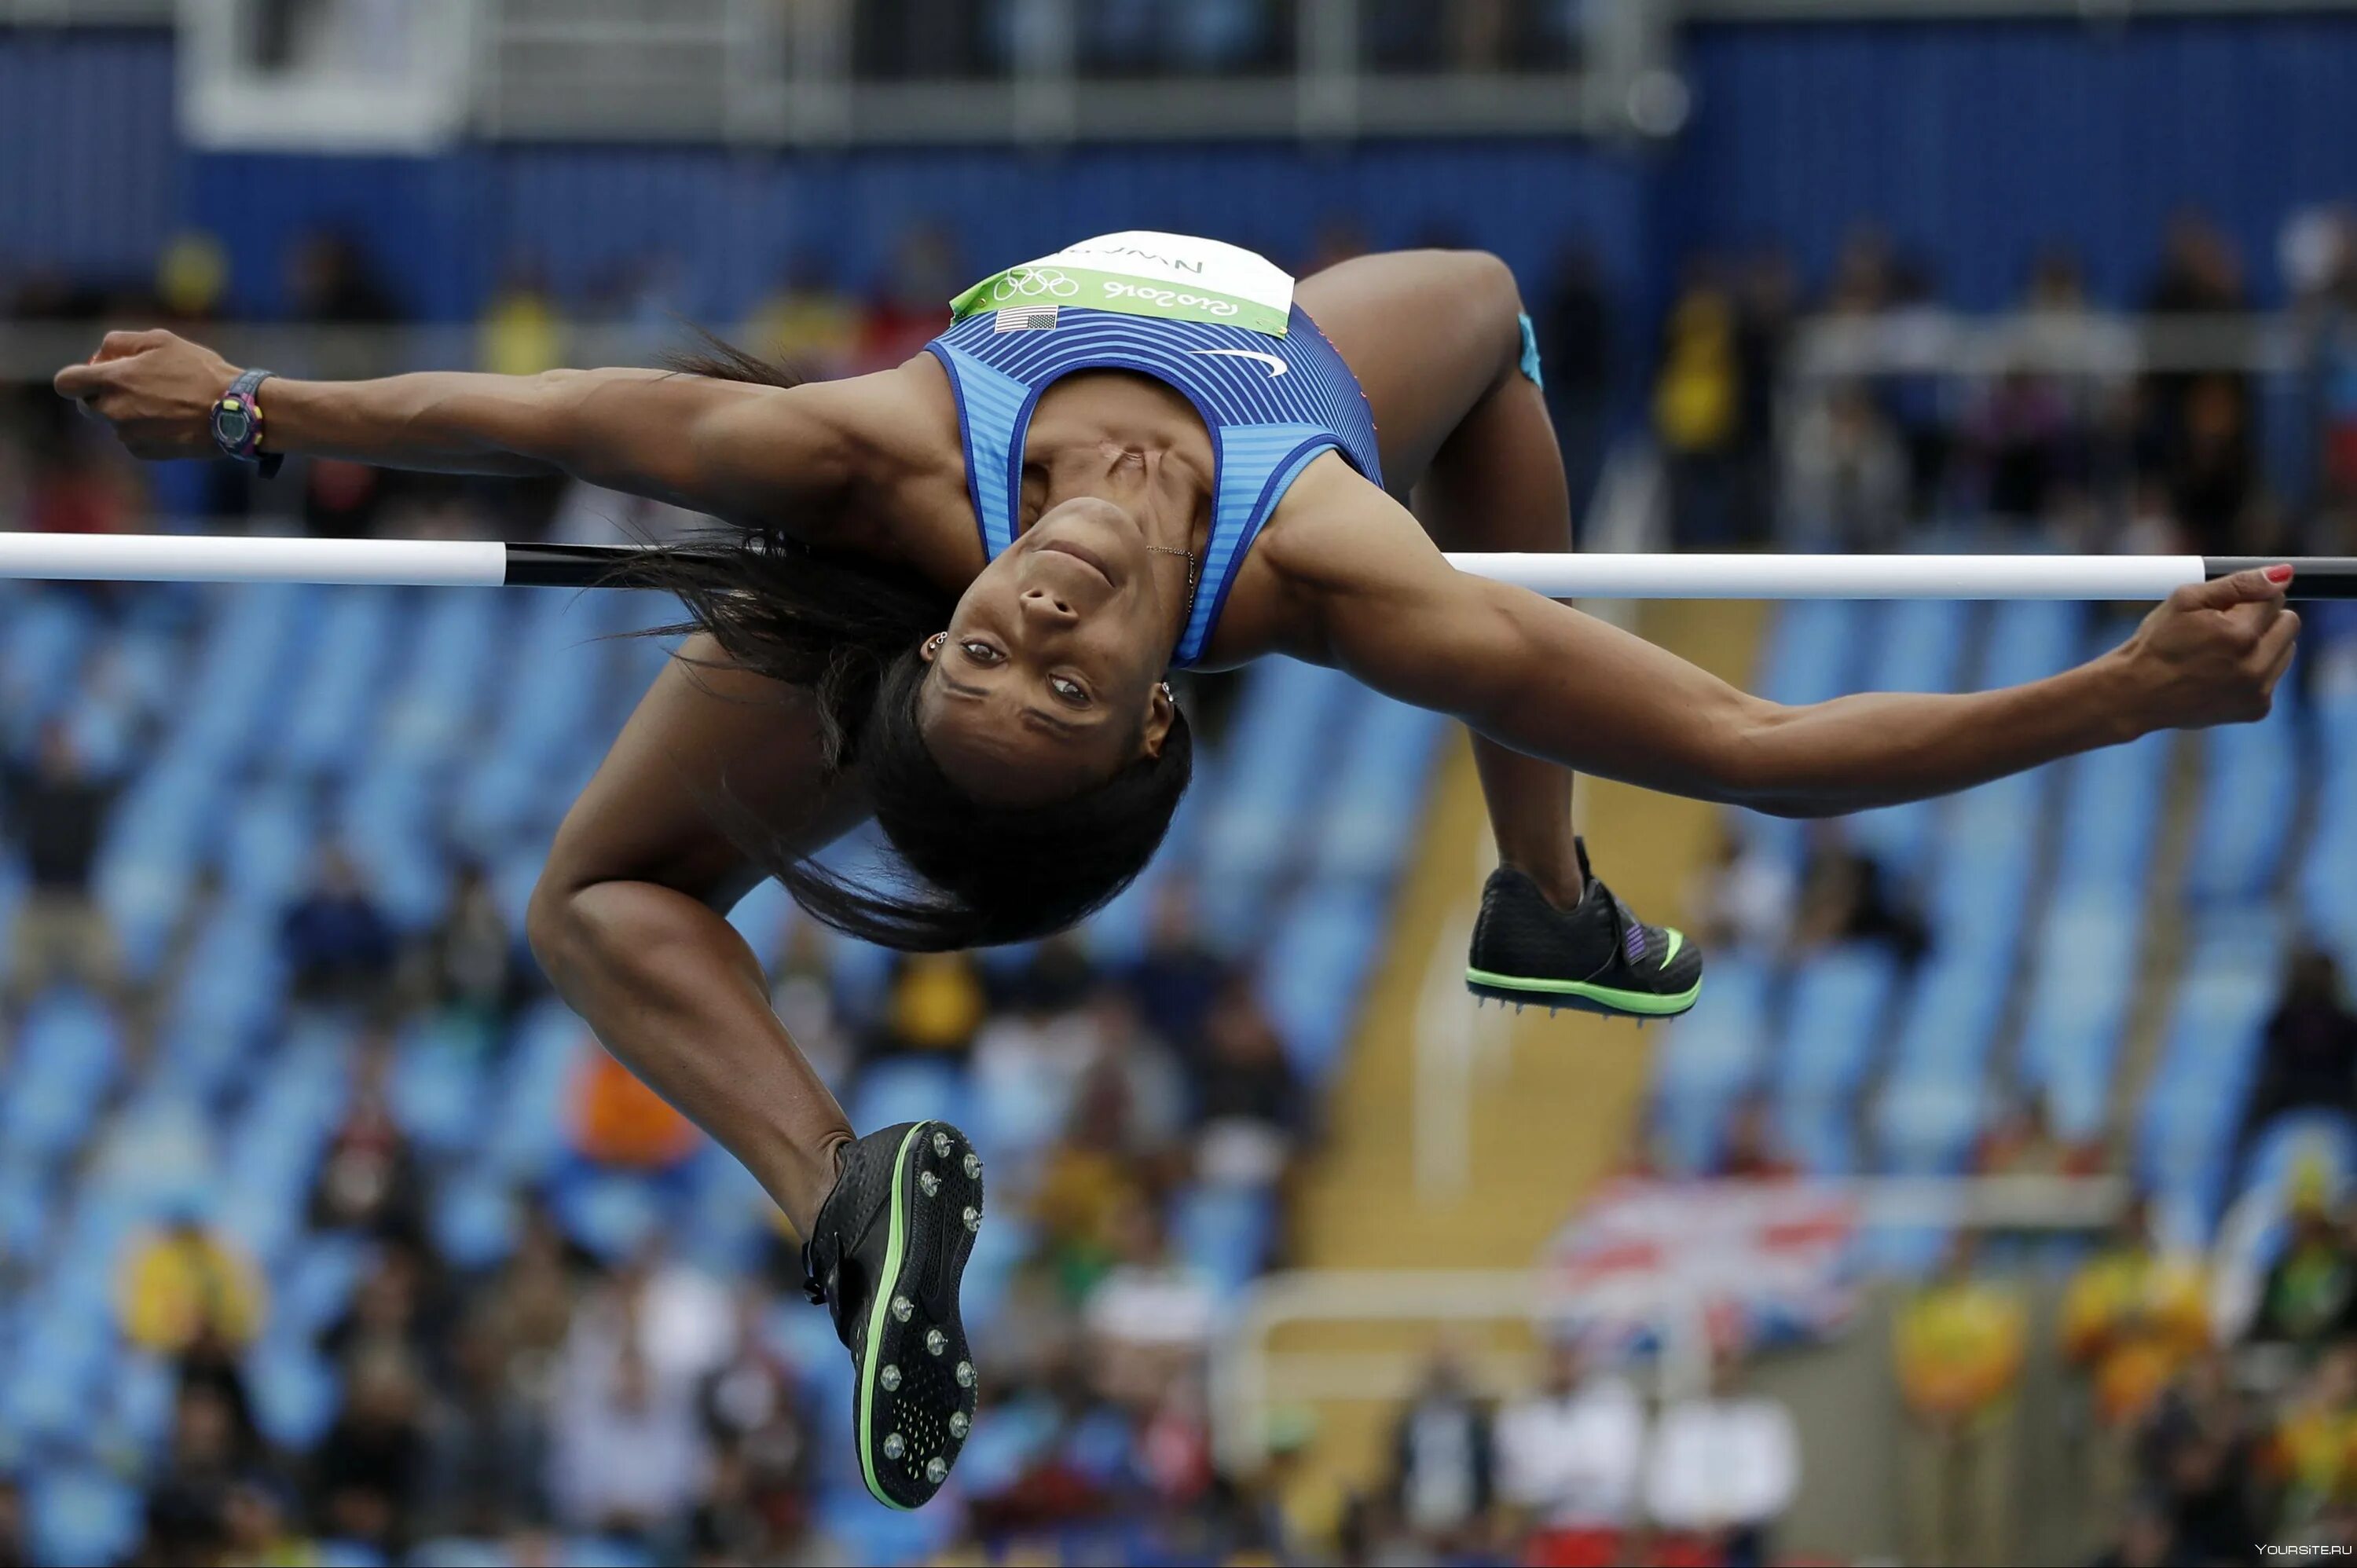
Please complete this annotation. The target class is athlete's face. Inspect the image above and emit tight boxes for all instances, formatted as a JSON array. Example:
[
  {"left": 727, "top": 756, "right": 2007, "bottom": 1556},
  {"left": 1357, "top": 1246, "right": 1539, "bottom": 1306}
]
[{"left": 918, "top": 496, "right": 1178, "bottom": 806}]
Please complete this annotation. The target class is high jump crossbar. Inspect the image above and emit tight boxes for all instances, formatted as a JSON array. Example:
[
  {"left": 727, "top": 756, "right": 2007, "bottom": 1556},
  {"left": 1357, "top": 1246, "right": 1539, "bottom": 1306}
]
[{"left": 0, "top": 535, "right": 2352, "bottom": 599}]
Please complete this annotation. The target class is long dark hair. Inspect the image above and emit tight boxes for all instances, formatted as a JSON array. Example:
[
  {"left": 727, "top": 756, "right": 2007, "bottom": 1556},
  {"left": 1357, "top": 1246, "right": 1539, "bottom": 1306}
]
[{"left": 619, "top": 338, "right": 1193, "bottom": 951}]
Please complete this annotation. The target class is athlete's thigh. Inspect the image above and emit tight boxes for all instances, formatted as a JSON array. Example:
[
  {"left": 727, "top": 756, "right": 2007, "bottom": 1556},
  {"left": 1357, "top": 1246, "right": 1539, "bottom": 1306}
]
[{"left": 1295, "top": 249, "right": 1525, "bottom": 492}]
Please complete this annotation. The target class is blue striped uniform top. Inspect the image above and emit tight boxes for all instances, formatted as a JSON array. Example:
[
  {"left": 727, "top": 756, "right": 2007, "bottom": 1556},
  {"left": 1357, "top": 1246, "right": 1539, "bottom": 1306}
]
[{"left": 925, "top": 303, "right": 1384, "bottom": 668}]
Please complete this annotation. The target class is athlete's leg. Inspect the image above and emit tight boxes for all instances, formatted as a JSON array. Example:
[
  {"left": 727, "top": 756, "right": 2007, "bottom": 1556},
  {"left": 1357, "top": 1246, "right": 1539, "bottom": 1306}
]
[{"left": 1298, "top": 251, "right": 1586, "bottom": 905}]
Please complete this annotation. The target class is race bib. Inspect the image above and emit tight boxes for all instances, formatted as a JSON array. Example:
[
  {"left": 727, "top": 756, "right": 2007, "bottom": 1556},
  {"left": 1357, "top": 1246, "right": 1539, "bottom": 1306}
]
[{"left": 951, "top": 231, "right": 1295, "bottom": 338}]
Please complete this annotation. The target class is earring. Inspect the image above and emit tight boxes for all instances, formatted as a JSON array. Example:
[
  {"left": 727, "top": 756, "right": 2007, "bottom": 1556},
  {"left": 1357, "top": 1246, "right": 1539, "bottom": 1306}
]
[
  {"left": 1159, "top": 681, "right": 1174, "bottom": 700},
  {"left": 926, "top": 632, "right": 948, "bottom": 654}
]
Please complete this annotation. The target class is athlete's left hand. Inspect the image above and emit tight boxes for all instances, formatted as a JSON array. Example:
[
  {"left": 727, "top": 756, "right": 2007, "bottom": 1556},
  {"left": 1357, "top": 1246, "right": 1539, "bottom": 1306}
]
[{"left": 53, "top": 328, "right": 242, "bottom": 461}]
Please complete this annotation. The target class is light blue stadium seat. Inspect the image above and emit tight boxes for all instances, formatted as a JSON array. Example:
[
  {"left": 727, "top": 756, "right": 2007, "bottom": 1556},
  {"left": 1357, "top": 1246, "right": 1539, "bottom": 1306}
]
[
  {"left": 390, "top": 1019, "right": 491, "bottom": 1153},
  {"left": 277, "top": 1232, "right": 371, "bottom": 1336},
  {"left": 3, "top": 989, "right": 122, "bottom": 1166},
  {"left": 1172, "top": 1185, "right": 1273, "bottom": 1298},
  {"left": 2238, "top": 1108, "right": 2357, "bottom": 1208},
  {"left": 1651, "top": 952, "right": 1774, "bottom": 1174},
  {"left": 1310, "top": 690, "right": 1450, "bottom": 886},
  {"left": 1197, "top": 658, "right": 1355, "bottom": 939},
  {"left": 432, "top": 1169, "right": 521, "bottom": 1272},
  {"left": 552, "top": 1166, "right": 665, "bottom": 1262},
  {"left": 2017, "top": 890, "right": 2142, "bottom": 1141},
  {"left": 851, "top": 1055, "right": 973, "bottom": 1135},
  {"left": 283, "top": 588, "right": 401, "bottom": 778},
  {"left": 1845, "top": 599, "right": 1974, "bottom": 880},
  {"left": 1775, "top": 943, "right": 1901, "bottom": 1101},
  {"left": 2055, "top": 729, "right": 2168, "bottom": 896},
  {"left": 2136, "top": 943, "right": 2281, "bottom": 1240},
  {"left": 377, "top": 588, "right": 504, "bottom": 766},
  {"left": 1255, "top": 882, "right": 1385, "bottom": 1079},
  {"left": 2187, "top": 687, "right": 2300, "bottom": 905},
  {"left": 27, "top": 1464, "right": 141, "bottom": 1567}
]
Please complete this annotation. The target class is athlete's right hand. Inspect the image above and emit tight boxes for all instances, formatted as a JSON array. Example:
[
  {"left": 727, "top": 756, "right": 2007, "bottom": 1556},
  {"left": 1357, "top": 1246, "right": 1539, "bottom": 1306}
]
[
  {"left": 53, "top": 328, "right": 241, "bottom": 461},
  {"left": 2114, "top": 565, "right": 2300, "bottom": 731}
]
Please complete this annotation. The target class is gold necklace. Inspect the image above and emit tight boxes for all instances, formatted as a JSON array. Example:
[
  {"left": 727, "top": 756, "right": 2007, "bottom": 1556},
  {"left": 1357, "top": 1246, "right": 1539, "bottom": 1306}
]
[{"left": 1146, "top": 544, "right": 1200, "bottom": 621}]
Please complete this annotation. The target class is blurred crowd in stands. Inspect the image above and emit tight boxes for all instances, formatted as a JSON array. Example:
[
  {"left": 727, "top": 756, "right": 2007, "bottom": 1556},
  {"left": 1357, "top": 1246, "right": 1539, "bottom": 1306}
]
[
  {"left": 19, "top": 192, "right": 2357, "bottom": 1564},
  {"left": 1658, "top": 204, "right": 2357, "bottom": 570}
]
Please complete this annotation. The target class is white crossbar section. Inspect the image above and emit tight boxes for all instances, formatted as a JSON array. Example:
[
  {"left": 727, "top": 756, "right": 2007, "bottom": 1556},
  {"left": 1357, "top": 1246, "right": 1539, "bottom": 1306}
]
[
  {"left": 1442, "top": 551, "right": 2204, "bottom": 600},
  {"left": 0, "top": 533, "right": 509, "bottom": 587},
  {"left": 0, "top": 534, "right": 2224, "bottom": 599}
]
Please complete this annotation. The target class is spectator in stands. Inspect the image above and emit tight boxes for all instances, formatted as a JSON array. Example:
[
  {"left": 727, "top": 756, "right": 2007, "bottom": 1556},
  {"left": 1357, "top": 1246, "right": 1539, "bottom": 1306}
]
[
  {"left": 1964, "top": 363, "right": 2080, "bottom": 526},
  {"left": 1494, "top": 1336, "right": 1646, "bottom": 1567},
  {"left": 2249, "top": 1187, "right": 2357, "bottom": 1351},
  {"left": 569, "top": 1035, "right": 703, "bottom": 1174},
  {"left": 479, "top": 1200, "right": 587, "bottom": 1391},
  {"left": 1714, "top": 1090, "right": 1798, "bottom": 1181},
  {"left": 1190, "top": 973, "right": 1307, "bottom": 1189},
  {"left": 2139, "top": 1347, "right": 2260, "bottom": 1561},
  {"left": 479, "top": 259, "right": 566, "bottom": 379},
  {"left": 285, "top": 225, "right": 396, "bottom": 321},
  {"left": 2088, "top": 1491, "right": 2188, "bottom": 1568},
  {"left": 2240, "top": 949, "right": 2357, "bottom": 1157},
  {"left": 742, "top": 250, "right": 863, "bottom": 381},
  {"left": 1387, "top": 1342, "right": 1498, "bottom": 1559},
  {"left": 2143, "top": 209, "right": 2258, "bottom": 554},
  {"left": 873, "top": 949, "right": 989, "bottom": 1059},
  {"left": 1082, "top": 1189, "right": 1218, "bottom": 1409},
  {"left": 1538, "top": 242, "right": 1613, "bottom": 521},
  {"left": 2, "top": 718, "right": 129, "bottom": 1028},
  {"left": 280, "top": 844, "right": 400, "bottom": 1016},
  {"left": 1893, "top": 1234, "right": 2029, "bottom": 1566},
  {"left": 1791, "top": 829, "right": 1930, "bottom": 965},
  {"left": 567, "top": 1236, "right": 735, "bottom": 1397},
  {"left": 1786, "top": 380, "right": 1908, "bottom": 551},
  {"left": 421, "top": 1310, "right": 551, "bottom": 1539},
  {"left": 0, "top": 1478, "right": 21, "bottom": 1568},
  {"left": 857, "top": 223, "right": 961, "bottom": 373},
  {"left": 1124, "top": 875, "right": 1233, "bottom": 1049},
  {"left": 116, "top": 1212, "right": 267, "bottom": 1354},
  {"left": 308, "top": 1033, "right": 427, "bottom": 1240},
  {"left": 2063, "top": 1197, "right": 2214, "bottom": 1519},
  {"left": 412, "top": 860, "right": 525, "bottom": 1048},
  {"left": 319, "top": 1239, "right": 453, "bottom": 1391},
  {"left": 1655, "top": 258, "right": 1746, "bottom": 547},
  {"left": 549, "top": 1335, "right": 707, "bottom": 1547},
  {"left": 1644, "top": 1346, "right": 1800, "bottom": 1568},
  {"left": 142, "top": 1378, "right": 246, "bottom": 1563},
  {"left": 2262, "top": 1337, "right": 2357, "bottom": 1533},
  {"left": 309, "top": 1346, "right": 431, "bottom": 1555},
  {"left": 698, "top": 1288, "right": 814, "bottom": 1513},
  {"left": 1686, "top": 823, "right": 1796, "bottom": 957},
  {"left": 220, "top": 1477, "right": 314, "bottom": 1567}
]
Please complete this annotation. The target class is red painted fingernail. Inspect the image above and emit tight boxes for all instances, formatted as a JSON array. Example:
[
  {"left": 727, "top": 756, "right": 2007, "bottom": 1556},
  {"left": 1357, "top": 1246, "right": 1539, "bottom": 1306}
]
[{"left": 2267, "top": 564, "right": 2294, "bottom": 584}]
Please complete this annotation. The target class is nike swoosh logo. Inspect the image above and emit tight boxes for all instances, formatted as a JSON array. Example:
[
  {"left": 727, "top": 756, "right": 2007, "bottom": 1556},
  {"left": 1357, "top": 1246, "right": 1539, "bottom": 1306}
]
[
  {"left": 1188, "top": 347, "right": 1288, "bottom": 378},
  {"left": 1660, "top": 929, "right": 1684, "bottom": 969}
]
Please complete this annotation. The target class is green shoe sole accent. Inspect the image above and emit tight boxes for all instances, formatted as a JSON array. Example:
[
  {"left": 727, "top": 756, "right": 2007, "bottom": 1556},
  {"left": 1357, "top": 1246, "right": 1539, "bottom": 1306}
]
[
  {"left": 856, "top": 1121, "right": 927, "bottom": 1511},
  {"left": 1464, "top": 966, "right": 1703, "bottom": 1017}
]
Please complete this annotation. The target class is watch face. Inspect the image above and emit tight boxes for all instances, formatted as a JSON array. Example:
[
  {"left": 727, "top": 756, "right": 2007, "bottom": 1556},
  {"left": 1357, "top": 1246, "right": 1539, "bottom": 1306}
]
[{"left": 215, "top": 401, "right": 252, "bottom": 447}]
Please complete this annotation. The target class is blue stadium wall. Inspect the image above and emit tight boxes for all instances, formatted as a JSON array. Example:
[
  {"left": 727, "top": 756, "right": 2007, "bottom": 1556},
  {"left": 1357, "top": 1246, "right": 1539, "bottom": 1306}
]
[{"left": 7, "top": 13, "right": 2357, "bottom": 320}]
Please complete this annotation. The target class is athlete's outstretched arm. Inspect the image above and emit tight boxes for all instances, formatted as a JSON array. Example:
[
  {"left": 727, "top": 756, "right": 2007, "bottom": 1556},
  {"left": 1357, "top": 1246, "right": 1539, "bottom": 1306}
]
[
  {"left": 1273, "top": 467, "right": 2297, "bottom": 819},
  {"left": 526, "top": 634, "right": 868, "bottom": 1235},
  {"left": 53, "top": 327, "right": 879, "bottom": 526}
]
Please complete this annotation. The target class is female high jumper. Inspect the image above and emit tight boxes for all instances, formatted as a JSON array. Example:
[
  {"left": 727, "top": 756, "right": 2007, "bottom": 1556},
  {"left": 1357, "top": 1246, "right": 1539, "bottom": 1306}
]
[{"left": 59, "top": 233, "right": 2299, "bottom": 1508}]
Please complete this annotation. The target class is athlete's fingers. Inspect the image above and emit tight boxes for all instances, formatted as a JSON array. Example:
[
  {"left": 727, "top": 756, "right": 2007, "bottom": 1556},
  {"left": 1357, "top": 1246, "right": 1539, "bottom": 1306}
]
[
  {"left": 2256, "top": 610, "right": 2301, "bottom": 690},
  {"left": 92, "top": 328, "right": 172, "bottom": 365},
  {"left": 2180, "top": 564, "right": 2292, "bottom": 611},
  {"left": 52, "top": 359, "right": 117, "bottom": 401}
]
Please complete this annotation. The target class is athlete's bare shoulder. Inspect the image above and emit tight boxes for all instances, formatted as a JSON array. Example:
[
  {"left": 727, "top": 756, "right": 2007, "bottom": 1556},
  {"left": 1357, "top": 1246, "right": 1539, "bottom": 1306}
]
[{"left": 1193, "top": 450, "right": 1425, "bottom": 665}]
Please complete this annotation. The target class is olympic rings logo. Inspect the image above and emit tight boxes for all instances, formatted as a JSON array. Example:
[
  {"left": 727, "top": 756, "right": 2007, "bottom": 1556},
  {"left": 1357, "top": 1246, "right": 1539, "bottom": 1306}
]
[{"left": 992, "top": 267, "right": 1080, "bottom": 302}]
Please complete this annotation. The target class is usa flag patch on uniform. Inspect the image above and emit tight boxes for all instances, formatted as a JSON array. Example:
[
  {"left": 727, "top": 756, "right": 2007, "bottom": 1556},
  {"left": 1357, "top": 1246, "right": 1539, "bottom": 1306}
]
[{"left": 993, "top": 305, "right": 1060, "bottom": 332}]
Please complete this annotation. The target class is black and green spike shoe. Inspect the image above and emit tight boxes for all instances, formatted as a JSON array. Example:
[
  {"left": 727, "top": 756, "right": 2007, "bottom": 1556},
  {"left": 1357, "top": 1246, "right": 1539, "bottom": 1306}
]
[
  {"left": 801, "top": 1120, "right": 983, "bottom": 1508},
  {"left": 1464, "top": 838, "right": 1704, "bottom": 1020}
]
